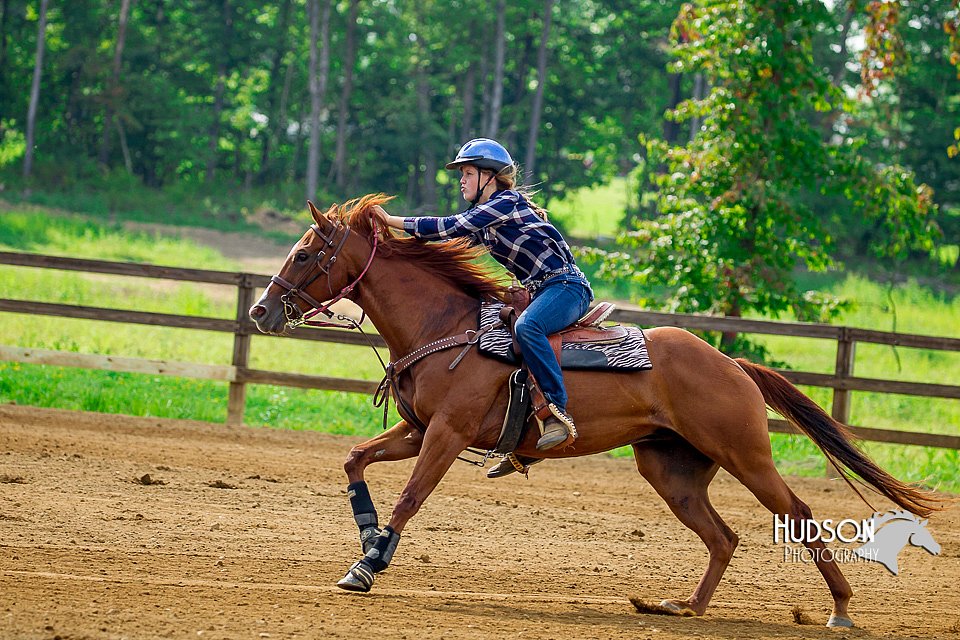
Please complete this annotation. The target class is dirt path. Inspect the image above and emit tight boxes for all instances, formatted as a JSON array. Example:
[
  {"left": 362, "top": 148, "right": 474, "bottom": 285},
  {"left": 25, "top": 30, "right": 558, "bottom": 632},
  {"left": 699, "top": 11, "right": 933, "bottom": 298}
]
[{"left": 1, "top": 405, "right": 957, "bottom": 640}]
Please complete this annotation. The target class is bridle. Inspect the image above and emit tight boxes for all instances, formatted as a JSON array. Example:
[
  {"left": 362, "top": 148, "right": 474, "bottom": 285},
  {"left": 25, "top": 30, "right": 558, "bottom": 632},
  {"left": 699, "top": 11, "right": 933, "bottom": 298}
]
[
  {"left": 264, "top": 210, "right": 504, "bottom": 467},
  {"left": 268, "top": 217, "right": 378, "bottom": 330}
]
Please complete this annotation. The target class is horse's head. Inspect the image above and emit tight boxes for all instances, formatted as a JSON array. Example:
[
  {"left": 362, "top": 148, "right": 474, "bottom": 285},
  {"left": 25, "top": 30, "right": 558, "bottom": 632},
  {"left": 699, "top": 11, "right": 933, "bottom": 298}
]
[{"left": 249, "top": 199, "right": 379, "bottom": 335}]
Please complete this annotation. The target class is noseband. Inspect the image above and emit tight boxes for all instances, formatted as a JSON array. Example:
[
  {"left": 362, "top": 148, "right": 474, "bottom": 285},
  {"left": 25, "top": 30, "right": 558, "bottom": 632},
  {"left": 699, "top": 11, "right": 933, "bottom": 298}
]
[{"left": 269, "top": 217, "right": 378, "bottom": 329}]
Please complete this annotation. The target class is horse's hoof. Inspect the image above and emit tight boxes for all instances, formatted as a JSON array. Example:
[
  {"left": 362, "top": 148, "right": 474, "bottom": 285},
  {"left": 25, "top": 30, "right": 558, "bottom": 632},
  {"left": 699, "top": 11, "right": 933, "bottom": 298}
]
[
  {"left": 826, "top": 614, "right": 855, "bottom": 628},
  {"left": 336, "top": 562, "right": 375, "bottom": 592},
  {"left": 658, "top": 599, "right": 698, "bottom": 617}
]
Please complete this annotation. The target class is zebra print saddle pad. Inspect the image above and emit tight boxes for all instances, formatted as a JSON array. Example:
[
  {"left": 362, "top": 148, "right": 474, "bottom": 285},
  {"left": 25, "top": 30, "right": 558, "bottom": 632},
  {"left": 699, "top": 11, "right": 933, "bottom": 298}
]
[{"left": 477, "top": 302, "right": 653, "bottom": 371}]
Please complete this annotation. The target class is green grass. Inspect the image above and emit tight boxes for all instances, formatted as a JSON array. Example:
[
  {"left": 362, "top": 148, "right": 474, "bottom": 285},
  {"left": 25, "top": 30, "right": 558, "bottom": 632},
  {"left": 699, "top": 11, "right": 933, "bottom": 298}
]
[
  {"left": 0, "top": 203, "right": 957, "bottom": 492},
  {"left": 549, "top": 176, "right": 632, "bottom": 240},
  {"left": 0, "top": 206, "right": 397, "bottom": 436}
]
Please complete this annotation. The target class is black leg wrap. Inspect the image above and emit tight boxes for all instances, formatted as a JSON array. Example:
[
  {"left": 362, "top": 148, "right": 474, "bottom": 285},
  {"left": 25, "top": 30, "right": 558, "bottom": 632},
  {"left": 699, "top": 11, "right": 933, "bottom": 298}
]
[
  {"left": 347, "top": 481, "right": 380, "bottom": 553},
  {"left": 363, "top": 526, "right": 400, "bottom": 573}
]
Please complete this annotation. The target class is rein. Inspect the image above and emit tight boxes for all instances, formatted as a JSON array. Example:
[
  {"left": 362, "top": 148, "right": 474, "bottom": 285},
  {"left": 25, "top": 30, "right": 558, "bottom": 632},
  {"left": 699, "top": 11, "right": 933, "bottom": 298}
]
[{"left": 266, "top": 212, "right": 502, "bottom": 466}]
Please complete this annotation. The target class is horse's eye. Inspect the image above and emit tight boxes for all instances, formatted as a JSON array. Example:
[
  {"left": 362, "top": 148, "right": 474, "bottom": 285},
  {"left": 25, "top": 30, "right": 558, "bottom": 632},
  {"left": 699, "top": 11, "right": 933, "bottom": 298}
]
[{"left": 295, "top": 251, "right": 309, "bottom": 263}]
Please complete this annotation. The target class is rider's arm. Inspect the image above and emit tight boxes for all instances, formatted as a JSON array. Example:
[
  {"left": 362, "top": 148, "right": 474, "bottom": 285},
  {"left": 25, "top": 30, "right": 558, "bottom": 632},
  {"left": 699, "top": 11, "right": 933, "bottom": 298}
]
[{"left": 399, "top": 192, "right": 517, "bottom": 241}]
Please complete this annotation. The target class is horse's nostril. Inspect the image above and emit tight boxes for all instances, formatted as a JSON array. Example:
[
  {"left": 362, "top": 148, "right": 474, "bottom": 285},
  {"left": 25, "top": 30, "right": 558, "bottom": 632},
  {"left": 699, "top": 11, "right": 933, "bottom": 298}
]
[{"left": 249, "top": 304, "right": 267, "bottom": 319}]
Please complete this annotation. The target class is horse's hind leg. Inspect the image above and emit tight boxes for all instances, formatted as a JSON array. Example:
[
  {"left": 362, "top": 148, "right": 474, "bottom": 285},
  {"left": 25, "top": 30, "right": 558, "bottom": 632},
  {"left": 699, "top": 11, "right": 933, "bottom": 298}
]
[
  {"left": 342, "top": 420, "right": 423, "bottom": 554},
  {"left": 734, "top": 462, "right": 854, "bottom": 627},
  {"left": 632, "top": 437, "right": 739, "bottom": 617}
]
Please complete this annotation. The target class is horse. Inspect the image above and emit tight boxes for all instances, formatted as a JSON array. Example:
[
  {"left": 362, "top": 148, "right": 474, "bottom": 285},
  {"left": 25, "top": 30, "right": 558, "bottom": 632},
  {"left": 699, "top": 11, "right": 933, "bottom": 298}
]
[{"left": 248, "top": 194, "right": 943, "bottom": 628}]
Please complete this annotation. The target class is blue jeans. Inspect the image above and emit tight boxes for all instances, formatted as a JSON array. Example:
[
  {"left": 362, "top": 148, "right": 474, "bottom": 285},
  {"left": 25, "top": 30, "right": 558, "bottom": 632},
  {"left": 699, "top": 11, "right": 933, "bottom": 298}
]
[{"left": 514, "top": 276, "right": 592, "bottom": 412}]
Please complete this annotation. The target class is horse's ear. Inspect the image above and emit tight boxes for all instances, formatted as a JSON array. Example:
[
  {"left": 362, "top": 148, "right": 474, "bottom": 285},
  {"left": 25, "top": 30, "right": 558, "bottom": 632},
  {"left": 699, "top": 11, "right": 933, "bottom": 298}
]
[{"left": 307, "top": 200, "right": 324, "bottom": 224}]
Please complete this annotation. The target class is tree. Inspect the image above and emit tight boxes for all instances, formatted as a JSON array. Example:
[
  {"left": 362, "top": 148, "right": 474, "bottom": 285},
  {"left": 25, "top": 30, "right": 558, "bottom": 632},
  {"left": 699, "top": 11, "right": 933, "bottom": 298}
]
[
  {"left": 98, "top": 0, "right": 133, "bottom": 170},
  {"left": 257, "top": 0, "right": 293, "bottom": 183},
  {"left": 485, "top": 0, "right": 506, "bottom": 138},
  {"left": 332, "top": 0, "right": 359, "bottom": 191},
  {"left": 583, "top": 0, "right": 940, "bottom": 347},
  {"left": 524, "top": 0, "right": 553, "bottom": 177},
  {"left": 205, "top": 0, "right": 234, "bottom": 182},
  {"left": 22, "top": 0, "right": 47, "bottom": 180},
  {"left": 306, "top": 0, "right": 331, "bottom": 201}
]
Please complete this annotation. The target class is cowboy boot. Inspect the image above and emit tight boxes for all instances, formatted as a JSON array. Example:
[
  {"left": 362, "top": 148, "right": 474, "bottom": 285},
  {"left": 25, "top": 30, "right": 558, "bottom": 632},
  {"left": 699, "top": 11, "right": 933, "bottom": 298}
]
[
  {"left": 536, "top": 404, "right": 577, "bottom": 451},
  {"left": 486, "top": 453, "right": 542, "bottom": 478}
]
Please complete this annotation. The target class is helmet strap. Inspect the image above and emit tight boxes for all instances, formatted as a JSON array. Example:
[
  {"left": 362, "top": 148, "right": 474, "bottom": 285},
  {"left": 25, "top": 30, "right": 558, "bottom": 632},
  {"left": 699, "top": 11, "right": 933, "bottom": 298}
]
[{"left": 470, "top": 169, "right": 500, "bottom": 207}]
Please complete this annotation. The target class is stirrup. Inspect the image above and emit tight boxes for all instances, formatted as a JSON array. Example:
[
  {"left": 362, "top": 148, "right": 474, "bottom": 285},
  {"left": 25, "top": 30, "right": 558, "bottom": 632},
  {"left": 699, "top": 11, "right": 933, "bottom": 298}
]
[
  {"left": 536, "top": 404, "right": 577, "bottom": 451},
  {"left": 487, "top": 453, "right": 541, "bottom": 478}
]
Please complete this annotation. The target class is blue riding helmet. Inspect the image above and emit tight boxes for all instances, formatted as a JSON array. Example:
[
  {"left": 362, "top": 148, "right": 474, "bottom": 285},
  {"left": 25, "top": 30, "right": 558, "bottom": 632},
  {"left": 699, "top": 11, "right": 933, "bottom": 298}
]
[{"left": 445, "top": 138, "right": 514, "bottom": 173}]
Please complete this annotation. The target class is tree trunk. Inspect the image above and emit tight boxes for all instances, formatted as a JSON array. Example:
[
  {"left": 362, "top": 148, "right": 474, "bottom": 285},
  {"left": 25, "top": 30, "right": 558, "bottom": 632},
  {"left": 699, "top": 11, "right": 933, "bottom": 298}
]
[
  {"left": 333, "top": 0, "right": 359, "bottom": 191},
  {"left": 818, "top": 0, "right": 857, "bottom": 135},
  {"left": 0, "top": 0, "right": 12, "bottom": 82},
  {"left": 478, "top": 43, "right": 490, "bottom": 134},
  {"left": 205, "top": 0, "right": 234, "bottom": 183},
  {"left": 459, "top": 63, "right": 476, "bottom": 142},
  {"left": 689, "top": 72, "right": 706, "bottom": 141},
  {"left": 23, "top": 0, "right": 49, "bottom": 181},
  {"left": 116, "top": 118, "right": 132, "bottom": 173},
  {"left": 720, "top": 295, "right": 742, "bottom": 352},
  {"left": 205, "top": 71, "right": 226, "bottom": 182},
  {"left": 828, "top": 0, "right": 855, "bottom": 86},
  {"left": 416, "top": 55, "right": 436, "bottom": 209},
  {"left": 291, "top": 102, "right": 307, "bottom": 182},
  {"left": 258, "top": 0, "right": 292, "bottom": 183},
  {"left": 524, "top": 0, "right": 553, "bottom": 179},
  {"left": 306, "top": 0, "right": 331, "bottom": 202},
  {"left": 662, "top": 72, "right": 682, "bottom": 144},
  {"left": 99, "top": 0, "right": 134, "bottom": 168},
  {"left": 277, "top": 55, "right": 294, "bottom": 177},
  {"left": 486, "top": 0, "right": 506, "bottom": 138}
]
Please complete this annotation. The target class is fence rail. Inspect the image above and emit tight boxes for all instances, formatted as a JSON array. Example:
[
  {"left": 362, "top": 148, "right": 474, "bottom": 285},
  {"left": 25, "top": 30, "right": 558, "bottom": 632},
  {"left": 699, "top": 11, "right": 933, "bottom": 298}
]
[{"left": 1, "top": 251, "right": 958, "bottom": 450}]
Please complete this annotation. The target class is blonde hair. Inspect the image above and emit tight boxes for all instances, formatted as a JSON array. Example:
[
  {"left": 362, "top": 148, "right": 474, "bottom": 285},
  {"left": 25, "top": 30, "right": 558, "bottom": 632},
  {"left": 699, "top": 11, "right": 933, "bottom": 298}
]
[{"left": 487, "top": 164, "right": 549, "bottom": 221}]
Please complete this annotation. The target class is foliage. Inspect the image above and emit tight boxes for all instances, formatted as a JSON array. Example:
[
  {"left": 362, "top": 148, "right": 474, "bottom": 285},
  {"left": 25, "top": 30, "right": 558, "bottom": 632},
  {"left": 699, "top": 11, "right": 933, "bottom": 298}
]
[
  {"left": 0, "top": 0, "right": 682, "bottom": 208},
  {"left": 583, "top": 0, "right": 943, "bottom": 332}
]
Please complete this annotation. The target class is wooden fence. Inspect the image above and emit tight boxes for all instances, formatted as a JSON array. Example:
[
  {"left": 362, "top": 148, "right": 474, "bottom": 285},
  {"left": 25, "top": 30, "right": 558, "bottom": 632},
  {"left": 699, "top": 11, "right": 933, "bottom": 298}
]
[{"left": 1, "top": 251, "right": 958, "bottom": 451}]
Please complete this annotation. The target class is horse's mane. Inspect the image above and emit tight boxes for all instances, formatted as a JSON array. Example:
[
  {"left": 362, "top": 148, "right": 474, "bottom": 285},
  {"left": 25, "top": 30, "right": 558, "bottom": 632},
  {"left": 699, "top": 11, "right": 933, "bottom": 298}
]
[{"left": 326, "top": 194, "right": 508, "bottom": 301}]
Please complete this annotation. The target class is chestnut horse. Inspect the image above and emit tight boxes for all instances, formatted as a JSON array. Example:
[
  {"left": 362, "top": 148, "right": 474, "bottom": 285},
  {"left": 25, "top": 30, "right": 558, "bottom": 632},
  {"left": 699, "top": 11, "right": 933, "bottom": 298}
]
[{"left": 249, "top": 195, "right": 941, "bottom": 628}]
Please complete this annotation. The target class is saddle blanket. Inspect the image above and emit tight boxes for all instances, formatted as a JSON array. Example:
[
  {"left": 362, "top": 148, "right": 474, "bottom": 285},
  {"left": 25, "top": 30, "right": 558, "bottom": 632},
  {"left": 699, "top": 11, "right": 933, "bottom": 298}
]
[{"left": 478, "top": 302, "right": 653, "bottom": 371}]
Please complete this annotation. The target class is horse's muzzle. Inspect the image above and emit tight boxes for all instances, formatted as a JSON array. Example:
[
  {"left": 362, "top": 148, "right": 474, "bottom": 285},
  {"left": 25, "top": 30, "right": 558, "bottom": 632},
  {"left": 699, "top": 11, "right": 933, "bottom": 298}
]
[{"left": 249, "top": 303, "right": 286, "bottom": 335}]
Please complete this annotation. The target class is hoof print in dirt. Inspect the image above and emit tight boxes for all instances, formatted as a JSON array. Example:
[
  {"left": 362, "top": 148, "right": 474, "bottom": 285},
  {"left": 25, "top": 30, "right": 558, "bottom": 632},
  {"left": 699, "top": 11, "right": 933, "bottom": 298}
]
[{"left": 791, "top": 605, "right": 818, "bottom": 625}]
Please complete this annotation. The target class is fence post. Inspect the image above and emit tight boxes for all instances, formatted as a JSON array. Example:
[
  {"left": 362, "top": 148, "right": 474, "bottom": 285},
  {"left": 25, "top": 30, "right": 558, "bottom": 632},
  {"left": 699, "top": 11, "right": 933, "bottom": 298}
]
[
  {"left": 227, "top": 274, "right": 255, "bottom": 425},
  {"left": 827, "top": 326, "right": 856, "bottom": 477}
]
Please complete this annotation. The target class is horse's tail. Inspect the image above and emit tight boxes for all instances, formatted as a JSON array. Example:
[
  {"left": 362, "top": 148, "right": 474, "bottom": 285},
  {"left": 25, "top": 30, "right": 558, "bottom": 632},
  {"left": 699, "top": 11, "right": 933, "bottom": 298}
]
[{"left": 735, "top": 358, "right": 944, "bottom": 518}]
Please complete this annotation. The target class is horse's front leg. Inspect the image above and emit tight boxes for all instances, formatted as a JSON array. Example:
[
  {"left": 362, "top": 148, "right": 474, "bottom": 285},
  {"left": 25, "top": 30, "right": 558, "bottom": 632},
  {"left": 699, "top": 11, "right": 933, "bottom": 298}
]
[
  {"left": 338, "top": 416, "right": 469, "bottom": 592},
  {"left": 343, "top": 420, "right": 423, "bottom": 554}
]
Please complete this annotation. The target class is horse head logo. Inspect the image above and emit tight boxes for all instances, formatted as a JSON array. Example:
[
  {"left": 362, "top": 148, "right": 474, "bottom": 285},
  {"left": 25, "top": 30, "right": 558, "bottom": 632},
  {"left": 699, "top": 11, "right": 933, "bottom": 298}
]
[{"left": 854, "top": 510, "right": 940, "bottom": 575}]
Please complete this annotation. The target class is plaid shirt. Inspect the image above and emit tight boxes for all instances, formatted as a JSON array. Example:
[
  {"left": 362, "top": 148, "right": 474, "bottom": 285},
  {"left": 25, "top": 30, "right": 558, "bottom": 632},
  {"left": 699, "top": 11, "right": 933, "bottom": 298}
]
[{"left": 403, "top": 190, "right": 580, "bottom": 287}]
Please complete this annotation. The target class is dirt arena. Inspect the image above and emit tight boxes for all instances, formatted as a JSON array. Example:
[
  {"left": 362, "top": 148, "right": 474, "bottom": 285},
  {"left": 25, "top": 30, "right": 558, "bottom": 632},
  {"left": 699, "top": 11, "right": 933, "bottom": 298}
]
[{"left": 1, "top": 404, "right": 957, "bottom": 640}]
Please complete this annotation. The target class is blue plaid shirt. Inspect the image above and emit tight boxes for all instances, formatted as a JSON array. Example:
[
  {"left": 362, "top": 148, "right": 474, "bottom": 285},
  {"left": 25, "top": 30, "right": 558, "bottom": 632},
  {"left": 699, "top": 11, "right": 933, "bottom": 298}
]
[{"left": 403, "top": 190, "right": 584, "bottom": 289}]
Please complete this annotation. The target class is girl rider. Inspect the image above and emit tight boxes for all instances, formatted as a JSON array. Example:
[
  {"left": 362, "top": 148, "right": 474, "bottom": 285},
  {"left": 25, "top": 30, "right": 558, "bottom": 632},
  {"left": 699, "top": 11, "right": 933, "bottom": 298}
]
[{"left": 373, "top": 138, "right": 593, "bottom": 475}]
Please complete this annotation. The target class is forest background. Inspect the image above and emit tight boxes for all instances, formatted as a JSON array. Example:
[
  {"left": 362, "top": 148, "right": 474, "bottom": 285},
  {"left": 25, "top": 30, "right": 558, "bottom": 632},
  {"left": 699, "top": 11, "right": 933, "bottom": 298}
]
[{"left": 0, "top": 0, "right": 958, "bottom": 487}]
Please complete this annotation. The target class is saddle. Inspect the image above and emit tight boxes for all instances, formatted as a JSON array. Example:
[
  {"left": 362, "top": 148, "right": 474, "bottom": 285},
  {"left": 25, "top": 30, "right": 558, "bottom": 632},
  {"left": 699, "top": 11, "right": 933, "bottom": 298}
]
[
  {"left": 498, "top": 286, "right": 622, "bottom": 358},
  {"left": 488, "top": 287, "right": 646, "bottom": 457}
]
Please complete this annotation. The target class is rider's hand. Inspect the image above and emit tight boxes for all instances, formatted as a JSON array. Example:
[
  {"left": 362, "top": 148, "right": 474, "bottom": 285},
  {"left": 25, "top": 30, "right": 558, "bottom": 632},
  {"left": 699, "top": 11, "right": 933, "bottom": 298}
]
[{"left": 372, "top": 204, "right": 403, "bottom": 230}]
